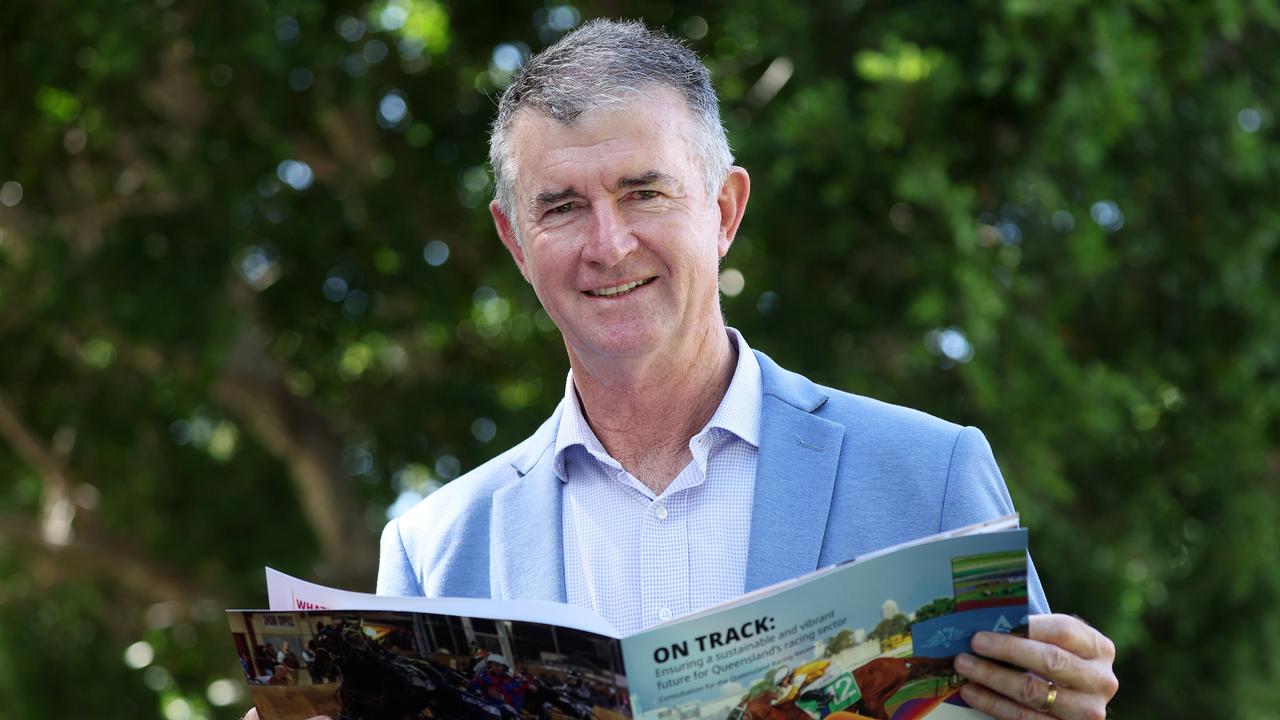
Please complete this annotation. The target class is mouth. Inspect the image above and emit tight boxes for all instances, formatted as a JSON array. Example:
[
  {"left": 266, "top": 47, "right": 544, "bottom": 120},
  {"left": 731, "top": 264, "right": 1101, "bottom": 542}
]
[{"left": 582, "top": 277, "right": 656, "bottom": 298}]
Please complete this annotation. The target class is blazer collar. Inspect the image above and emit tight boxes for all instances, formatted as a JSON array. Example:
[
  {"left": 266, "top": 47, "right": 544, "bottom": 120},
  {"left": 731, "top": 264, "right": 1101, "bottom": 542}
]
[
  {"left": 744, "top": 351, "right": 846, "bottom": 591},
  {"left": 490, "top": 405, "right": 568, "bottom": 602}
]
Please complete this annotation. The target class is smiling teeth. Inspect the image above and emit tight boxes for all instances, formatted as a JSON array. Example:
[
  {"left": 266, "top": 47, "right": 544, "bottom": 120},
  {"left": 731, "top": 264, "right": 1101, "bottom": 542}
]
[{"left": 587, "top": 279, "right": 649, "bottom": 297}]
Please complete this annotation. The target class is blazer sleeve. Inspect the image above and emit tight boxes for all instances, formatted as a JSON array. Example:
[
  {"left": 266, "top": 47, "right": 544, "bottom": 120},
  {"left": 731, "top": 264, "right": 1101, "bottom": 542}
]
[
  {"left": 377, "top": 517, "right": 425, "bottom": 596},
  {"left": 942, "top": 426, "right": 1051, "bottom": 615}
]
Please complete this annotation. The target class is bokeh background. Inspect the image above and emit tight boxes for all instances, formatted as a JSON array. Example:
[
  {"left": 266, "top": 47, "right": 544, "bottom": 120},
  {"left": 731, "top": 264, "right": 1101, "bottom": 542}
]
[{"left": 2, "top": 0, "right": 1278, "bottom": 717}]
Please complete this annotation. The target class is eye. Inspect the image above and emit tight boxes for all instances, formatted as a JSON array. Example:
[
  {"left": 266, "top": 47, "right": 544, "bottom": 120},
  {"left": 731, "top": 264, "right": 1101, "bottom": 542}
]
[
  {"left": 551, "top": 202, "right": 574, "bottom": 214},
  {"left": 632, "top": 190, "right": 659, "bottom": 200}
]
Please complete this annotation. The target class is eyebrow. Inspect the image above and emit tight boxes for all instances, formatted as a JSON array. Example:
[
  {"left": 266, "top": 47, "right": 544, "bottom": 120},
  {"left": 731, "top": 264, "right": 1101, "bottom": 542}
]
[
  {"left": 528, "top": 171, "right": 681, "bottom": 213},
  {"left": 531, "top": 187, "right": 580, "bottom": 211},
  {"left": 614, "top": 170, "right": 679, "bottom": 191}
]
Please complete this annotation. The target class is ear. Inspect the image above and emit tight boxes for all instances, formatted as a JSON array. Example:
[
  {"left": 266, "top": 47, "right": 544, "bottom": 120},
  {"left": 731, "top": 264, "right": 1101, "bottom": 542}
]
[
  {"left": 490, "top": 199, "right": 531, "bottom": 281},
  {"left": 715, "top": 166, "right": 751, "bottom": 257}
]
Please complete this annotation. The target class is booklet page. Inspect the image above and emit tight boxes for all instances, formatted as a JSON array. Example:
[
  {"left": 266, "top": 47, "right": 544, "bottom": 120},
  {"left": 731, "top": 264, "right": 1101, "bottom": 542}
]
[
  {"left": 263, "top": 567, "right": 619, "bottom": 637},
  {"left": 619, "top": 529, "right": 1028, "bottom": 720}
]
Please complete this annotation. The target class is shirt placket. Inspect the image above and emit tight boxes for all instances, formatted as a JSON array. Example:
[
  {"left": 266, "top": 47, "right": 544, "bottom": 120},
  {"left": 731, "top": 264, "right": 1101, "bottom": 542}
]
[{"left": 638, "top": 482, "right": 689, "bottom": 628}]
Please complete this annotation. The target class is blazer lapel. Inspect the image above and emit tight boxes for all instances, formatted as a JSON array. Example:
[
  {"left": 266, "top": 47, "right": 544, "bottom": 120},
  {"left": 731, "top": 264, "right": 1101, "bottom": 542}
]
[
  {"left": 489, "top": 406, "right": 568, "bottom": 603},
  {"left": 745, "top": 352, "right": 846, "bottom": 591}
]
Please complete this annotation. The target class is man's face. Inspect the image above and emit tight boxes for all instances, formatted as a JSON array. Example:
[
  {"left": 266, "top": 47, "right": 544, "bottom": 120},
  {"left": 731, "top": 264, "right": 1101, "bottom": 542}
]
[{"left": 492, "top": 89, "right": 746, "bottom": 367}]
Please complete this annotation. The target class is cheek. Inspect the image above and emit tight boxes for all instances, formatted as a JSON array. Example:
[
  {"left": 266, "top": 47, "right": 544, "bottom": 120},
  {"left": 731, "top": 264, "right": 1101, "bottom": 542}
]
[{"left": 524, "top": 243, "right": 577, "bottom": 287}]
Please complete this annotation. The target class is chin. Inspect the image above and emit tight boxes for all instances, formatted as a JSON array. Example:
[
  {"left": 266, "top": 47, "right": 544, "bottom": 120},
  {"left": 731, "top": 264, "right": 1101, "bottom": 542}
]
[{"left": 570, "top": 326, "right": 666, "bottom": 361}]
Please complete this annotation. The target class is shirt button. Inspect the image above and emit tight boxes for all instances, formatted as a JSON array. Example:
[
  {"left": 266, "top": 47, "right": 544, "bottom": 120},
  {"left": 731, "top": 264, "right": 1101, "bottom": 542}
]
[
  {"left": 658, "top": 607, "right": 673, "bottom": 621},
  {"left": 653, "top": 504, "right": 669, "bottom": 520}
]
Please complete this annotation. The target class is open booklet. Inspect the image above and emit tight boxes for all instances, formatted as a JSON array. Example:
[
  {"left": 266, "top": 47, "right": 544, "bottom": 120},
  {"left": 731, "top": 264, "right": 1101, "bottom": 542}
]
[{"left": 228, "top": 516, "right": 1028, "bottom": 720}]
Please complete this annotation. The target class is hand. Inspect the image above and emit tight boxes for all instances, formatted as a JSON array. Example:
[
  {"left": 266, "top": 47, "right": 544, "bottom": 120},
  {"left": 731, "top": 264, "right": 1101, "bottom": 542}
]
[{"left": 954, "top": 613, "right": 1118, "bottom": 720}]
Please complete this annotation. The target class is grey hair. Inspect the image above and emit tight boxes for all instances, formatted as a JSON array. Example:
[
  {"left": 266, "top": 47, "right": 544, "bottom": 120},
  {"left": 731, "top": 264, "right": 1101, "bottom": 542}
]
[{"left": 488, "top": 19, "right": 734, "bottom": 228}]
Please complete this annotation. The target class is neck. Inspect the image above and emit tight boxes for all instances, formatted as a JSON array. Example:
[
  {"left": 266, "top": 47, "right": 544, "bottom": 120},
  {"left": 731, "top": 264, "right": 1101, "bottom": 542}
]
[{"left": 568, "top": 322, "right": 737, "bottom": 490}]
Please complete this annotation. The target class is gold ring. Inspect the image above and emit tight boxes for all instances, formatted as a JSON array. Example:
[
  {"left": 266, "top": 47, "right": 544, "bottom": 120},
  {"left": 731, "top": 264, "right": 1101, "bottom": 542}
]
[{"left": 1039, "top": 681, "right": 1058, "bottom": 712}]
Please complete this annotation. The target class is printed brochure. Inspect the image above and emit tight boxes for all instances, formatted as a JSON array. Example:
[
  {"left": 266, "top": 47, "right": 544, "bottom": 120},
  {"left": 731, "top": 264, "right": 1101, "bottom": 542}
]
[{"left": 228, "top": 516, "right": 1028, "bottom": 720}]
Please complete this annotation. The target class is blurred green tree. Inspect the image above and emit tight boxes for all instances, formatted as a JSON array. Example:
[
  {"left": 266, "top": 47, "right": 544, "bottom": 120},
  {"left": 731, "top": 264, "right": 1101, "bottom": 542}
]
[
  {"left": 824, "top": 628, "right": 856, "bottom": 657},
  {"left": 912, "top": 597, "right": 956, "bottom": 625},
  {"left": 1, "top": 0, "right": 1277, "bottom": 717}
]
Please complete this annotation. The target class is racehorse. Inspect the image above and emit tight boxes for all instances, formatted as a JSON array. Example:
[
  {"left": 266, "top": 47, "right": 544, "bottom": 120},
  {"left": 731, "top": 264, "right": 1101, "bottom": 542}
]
[
  {"left": 738, "top": 656, "right": 957, "bottom": 720},
  {"left": 314, "top": 623, "right": 522, "bottom": 720},
  {"left": 849, "top": 656, "right": 958, "bottom": 720}
]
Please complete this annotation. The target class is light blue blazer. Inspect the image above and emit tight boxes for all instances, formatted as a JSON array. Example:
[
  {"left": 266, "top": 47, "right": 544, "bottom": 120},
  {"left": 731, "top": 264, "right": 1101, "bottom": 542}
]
[{"left": 378, "top": 351, "right": 1049, "bottom": 614}]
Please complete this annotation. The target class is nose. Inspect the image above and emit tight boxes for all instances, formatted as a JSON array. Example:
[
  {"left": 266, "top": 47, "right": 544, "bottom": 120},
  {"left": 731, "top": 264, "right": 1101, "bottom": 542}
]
[{"left": 581, "top": 202, "right": 637, "bottom": 268}]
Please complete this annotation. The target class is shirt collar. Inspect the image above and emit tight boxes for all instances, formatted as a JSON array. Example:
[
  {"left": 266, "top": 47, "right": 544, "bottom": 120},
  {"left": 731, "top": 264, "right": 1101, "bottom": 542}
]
[
  {"left": 553, "top": 370, "right": 615, "bottom": 481},
  {"left": 552, "top": 328, "right": 762, "bottom": 482},
  {"left": 705, "top": 328, "right": 762, "bottom": 448}
]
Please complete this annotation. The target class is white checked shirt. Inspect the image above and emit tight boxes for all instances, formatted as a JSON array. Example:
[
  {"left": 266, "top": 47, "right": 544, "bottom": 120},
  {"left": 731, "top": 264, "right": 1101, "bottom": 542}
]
[{"left": 555, "top": 329, "right": 762, "bottom": 635}]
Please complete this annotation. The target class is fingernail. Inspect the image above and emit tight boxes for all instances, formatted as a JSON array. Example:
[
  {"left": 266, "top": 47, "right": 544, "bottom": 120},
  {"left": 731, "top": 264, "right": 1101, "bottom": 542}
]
[
  {"left": 954, "top": 653, "right": 975, "bottom": 674},
  {"left": 970, "top": 632, "right": 993, "bottom": 652}
]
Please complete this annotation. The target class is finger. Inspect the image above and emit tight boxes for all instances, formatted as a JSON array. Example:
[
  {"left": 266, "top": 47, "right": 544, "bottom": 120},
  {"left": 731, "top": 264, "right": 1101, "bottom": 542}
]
[
  {"left": 960, "top": 682, "right": 1055, "bottom": 720},
  {"left": 1029, "top": 614, "right": 1116, "bottom": 662},
  {"left": 955, "top": 653, "right": 1084, "bottom": 719},
  {"left": 969, "top": 630, "right": 1110, "bottom": 691}
]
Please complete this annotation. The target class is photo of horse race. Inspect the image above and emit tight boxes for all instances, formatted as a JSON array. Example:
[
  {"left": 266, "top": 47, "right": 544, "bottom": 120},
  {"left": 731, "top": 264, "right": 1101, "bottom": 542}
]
[
  {"left": 649, "top": 550, "right": 1030, "bottom": 720},
  {"left": 229, "top": 610, "right": 632, "bottom": 720}
]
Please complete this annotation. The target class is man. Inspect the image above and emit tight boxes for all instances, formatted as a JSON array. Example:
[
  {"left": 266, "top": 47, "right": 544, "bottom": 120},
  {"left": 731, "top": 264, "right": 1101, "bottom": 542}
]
[
  {"left": 471, "top": 655, "right": 528, "bottom": 712},
  {"left": 248, "top": 18, "right": 1117, "bottom": 720}
]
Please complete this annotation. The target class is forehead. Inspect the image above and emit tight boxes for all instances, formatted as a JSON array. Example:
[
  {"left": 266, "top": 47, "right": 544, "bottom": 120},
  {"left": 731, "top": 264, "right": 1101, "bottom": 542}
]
[{"left": 506, "top": 89, "right": 700, "bottom": 197}]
